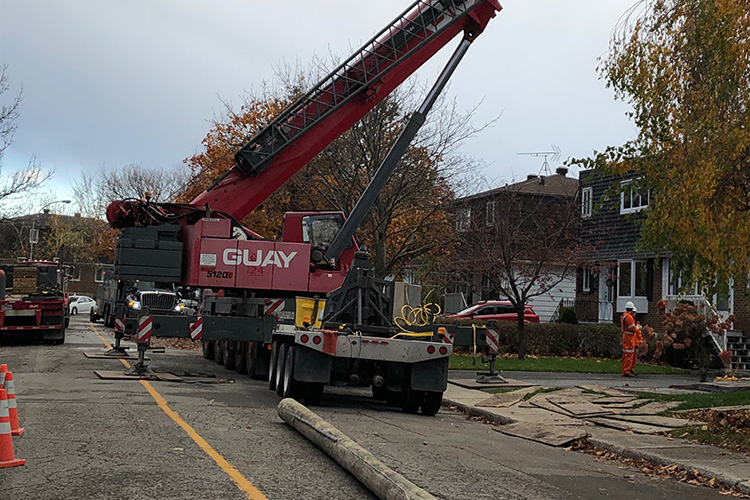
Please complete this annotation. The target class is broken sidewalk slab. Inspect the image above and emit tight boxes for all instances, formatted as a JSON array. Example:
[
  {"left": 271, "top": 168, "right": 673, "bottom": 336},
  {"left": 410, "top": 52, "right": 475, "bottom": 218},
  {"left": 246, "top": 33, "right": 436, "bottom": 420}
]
[
  {"left": 476, "top": 387, "right": 539, "bottom": 408},
  {"left": 527, "top": 396, "right": 575, "bottom": 417},
  {"left": 618, "top": 386, "right": 696, "bottom": 396},
  {"left": 495, "top": 422, "right": 589, "bottom": 447},
  {"left": 448, "top": 378, "right": 533, "bottom": 390},
  {"left": 575, "top": 385, "right": 633, "bottom": 397},
  {"left": 669, "top": 381, "right": 750, "bottom": 393},
  {"left": 549, "top": 400, "right": 614, "bottom": 418},
  {"left": 586, "top": 417, "right": 668, "bottom": 434},
  {"left": 590, "top": 396, "right": 639, "bottom": 405},
  {"left": 620, "top": 401, "right": 682, "bottom": 415},
  {"left": 602, "top": 414, "right": 705, "bottom": 429}
]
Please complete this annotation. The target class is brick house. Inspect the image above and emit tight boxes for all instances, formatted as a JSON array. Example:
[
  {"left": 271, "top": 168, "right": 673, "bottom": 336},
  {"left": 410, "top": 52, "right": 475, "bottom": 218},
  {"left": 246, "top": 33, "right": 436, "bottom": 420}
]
[
  {"left": 575, "top": 169, "right": 748, "bottom": 368},
  {"left": 441, "top": 167, "right": 579, "bottom": 321}
]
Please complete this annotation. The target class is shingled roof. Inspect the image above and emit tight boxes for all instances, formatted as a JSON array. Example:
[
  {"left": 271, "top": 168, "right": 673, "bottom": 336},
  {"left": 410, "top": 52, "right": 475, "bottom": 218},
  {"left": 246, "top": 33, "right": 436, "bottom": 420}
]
[{"left": 460, "top": 167, "right": 579, "bottom": 202}]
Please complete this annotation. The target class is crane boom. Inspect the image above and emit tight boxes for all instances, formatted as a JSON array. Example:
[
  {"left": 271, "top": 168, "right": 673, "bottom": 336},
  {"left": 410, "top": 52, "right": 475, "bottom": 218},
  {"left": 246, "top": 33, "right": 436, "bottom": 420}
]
[{"left": 191, "top": 0, "right": 501, "bottom": 221}]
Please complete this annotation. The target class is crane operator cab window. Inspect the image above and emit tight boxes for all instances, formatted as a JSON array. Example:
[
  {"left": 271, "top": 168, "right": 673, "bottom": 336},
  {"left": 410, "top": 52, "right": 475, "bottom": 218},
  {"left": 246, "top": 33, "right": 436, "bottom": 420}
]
[{"left": 301, "top": 214, "right": 344, "bottom": 251}]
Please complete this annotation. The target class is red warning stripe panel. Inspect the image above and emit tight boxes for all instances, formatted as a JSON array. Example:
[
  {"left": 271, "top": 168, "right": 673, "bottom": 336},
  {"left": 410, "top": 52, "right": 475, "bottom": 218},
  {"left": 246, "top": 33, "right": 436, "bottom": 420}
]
[
  {"left": 440, "top": 332, "right": 455, "bottom": 344},
  {"left": 486, "top": 327, "right": 500, "bottom": 354},
  {"left": 263, "top": 299, "right": 284, "bottom": 315},
  {"left": 189, "top": 317, "right": 203, "bottom": 340},
  {"left": 114, "top": 318, "right": 125, "bottom": 333},
  {"left": 137, "top": 316, "right": 153, "bottom": 342}
]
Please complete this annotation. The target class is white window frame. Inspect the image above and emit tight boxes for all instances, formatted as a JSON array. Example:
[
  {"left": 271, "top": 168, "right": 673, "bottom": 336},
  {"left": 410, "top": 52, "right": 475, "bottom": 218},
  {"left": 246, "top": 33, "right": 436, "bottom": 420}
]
[
  {"left": 485, "top": 200, "right": 495, "bottom": 227},
  {"left": 620, "top": 179, "right": 650, "bottom": 214},
  {"left": 617, "top": 259, "right": 649, "bottom": 312},
  {"left": 67, "top": 266, "right": 82, "bottom": 282},
  {"left": 455, "top": 207, "right": 471, "bottom": 232},
  {"left": 581, "top": 187, "right": 593, "bottom": 218}
]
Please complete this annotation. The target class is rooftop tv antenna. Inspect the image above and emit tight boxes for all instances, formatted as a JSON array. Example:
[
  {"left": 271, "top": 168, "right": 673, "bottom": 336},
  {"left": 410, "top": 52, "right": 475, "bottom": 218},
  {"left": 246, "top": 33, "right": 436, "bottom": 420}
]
[{"left": 517, "top": 145, "right": 562, "bottom": 176}]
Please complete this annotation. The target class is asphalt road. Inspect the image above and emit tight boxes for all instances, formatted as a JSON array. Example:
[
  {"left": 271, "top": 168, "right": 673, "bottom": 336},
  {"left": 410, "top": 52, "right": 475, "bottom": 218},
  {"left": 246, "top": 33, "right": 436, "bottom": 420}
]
[{"left": 0, "top": 317, "right": 731, "bottom": 500}]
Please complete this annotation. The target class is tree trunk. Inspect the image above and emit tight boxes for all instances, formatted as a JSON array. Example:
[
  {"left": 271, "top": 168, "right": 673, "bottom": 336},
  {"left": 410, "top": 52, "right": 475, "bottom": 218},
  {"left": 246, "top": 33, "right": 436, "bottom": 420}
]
[
  {"left": 373, "top": 226, "right": 388, "bottom": 279},
  {"left": 517, "top": 310, "right": 526, "bottom": 360}
]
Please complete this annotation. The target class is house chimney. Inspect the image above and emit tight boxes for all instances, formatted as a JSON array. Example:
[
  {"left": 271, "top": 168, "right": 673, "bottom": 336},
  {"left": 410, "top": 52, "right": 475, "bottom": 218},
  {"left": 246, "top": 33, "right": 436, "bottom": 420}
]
[
  {"left": 527, "top": 174, "right": 538, "bottom": 181},
  {"left": 556, "top": 167, "right": 568, "bottom": 176},
  {"left": 43, "top": 208, "right": 50, "bottom": 214},
  {"left": 74, "top": 213, "right": 81, "bottom": 217}
]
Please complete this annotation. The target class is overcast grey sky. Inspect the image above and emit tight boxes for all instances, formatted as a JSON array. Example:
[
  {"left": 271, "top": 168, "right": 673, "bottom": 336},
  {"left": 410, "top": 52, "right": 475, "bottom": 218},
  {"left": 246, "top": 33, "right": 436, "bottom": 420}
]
[{"left": 0, "top": 0, "right": 637, "bottom": 212}]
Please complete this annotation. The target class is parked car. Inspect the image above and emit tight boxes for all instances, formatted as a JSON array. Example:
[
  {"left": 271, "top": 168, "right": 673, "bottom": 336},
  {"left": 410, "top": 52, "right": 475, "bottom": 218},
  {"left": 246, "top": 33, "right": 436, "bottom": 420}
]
[
  {"left": 69, "top": 295, "right": 96, "bottom": 316},
  {"left": 442, "top": 300, "right": 540, "bottom": 323}
]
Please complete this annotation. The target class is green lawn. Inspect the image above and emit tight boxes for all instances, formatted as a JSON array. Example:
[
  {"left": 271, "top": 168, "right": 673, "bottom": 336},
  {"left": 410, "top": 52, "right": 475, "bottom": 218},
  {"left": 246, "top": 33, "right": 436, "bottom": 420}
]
[
  {"left": 448, "top": 354, "right": 687, "bottom": 374},
  {"left": 637, "top": 390, "right": 750, "bottom": 412}
]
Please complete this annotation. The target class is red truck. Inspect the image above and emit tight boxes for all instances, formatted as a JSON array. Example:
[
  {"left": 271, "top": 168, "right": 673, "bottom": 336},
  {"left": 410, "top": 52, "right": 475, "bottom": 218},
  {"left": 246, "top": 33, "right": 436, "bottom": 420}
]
[{"left": 0, "top": 261, "right": 68, "bottom": 344}]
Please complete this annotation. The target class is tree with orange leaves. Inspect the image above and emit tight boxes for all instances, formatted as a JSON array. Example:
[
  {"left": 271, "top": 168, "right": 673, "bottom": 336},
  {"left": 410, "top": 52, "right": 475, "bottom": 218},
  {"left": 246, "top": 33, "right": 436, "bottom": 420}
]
[{"left": 181, "top": 77, "right": 489, "bottom": 277}]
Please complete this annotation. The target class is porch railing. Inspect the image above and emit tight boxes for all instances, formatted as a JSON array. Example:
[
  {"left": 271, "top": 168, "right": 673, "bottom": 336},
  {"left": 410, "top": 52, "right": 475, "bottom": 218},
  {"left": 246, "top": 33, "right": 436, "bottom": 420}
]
[{"left": 551, "top": 298, "right": 613, "bottom": 324}]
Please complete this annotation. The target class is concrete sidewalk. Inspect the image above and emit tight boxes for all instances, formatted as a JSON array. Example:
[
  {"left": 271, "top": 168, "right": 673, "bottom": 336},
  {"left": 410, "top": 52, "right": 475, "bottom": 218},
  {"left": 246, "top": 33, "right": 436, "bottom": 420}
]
[{"left": 443, "top": 382, "right": 750, "bottom": 495}]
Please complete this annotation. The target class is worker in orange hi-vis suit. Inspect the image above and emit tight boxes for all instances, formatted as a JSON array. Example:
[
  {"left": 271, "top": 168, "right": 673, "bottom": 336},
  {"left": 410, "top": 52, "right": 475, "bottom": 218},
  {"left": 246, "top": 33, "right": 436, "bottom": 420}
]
[{"left": 621, "top": 301, "right": 641, "bottom": 377}]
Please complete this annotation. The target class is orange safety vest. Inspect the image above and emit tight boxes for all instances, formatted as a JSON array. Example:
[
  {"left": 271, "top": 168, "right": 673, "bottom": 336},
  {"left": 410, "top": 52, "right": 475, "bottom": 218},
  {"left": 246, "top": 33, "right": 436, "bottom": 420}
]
[{"left": 621, "top": 311, "right": 638, "bottom": 350}]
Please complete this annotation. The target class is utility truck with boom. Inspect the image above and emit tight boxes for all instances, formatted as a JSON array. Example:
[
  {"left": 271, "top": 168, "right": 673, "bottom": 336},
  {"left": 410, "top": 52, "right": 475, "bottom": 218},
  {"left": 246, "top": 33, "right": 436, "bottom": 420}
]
[{"left": 104, "top": 0, "right": 502, "bottom": 414}]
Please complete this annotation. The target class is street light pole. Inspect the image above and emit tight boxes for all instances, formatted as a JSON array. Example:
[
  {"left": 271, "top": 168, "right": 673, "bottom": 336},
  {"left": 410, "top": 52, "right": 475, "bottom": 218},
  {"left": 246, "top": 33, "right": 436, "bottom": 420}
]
[{"left": 29, "top": 199, "right": 72, "bottom": 261}]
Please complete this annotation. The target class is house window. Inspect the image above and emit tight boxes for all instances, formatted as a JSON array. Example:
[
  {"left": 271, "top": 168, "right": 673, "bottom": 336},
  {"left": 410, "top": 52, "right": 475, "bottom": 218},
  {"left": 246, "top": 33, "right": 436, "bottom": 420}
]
[
  {"left": 95, "top": 267, "right": 106, "bottom": 283},
  {"left": 67, "top": 266, "right": 82, "bottom": 282},
  {"left": 620, "top": 179, "right": 650, "bottom": 214},
  {"left": 582, "top": 268, "right": 594, "bottom": 292},
  {"left": 618, "top": 260, "right": 648, "bottom": 298},
  {"left": 667, "top": 261, "right": 701, "bottom": 296},
  {"left": 581, "top": 187, "right": 593, "bottom": 218},
  {"left": 485, "top": 200, "right": 495, "bottom": 227},
  {"left": 455, "top": 207, "right": 471, "bottom": 232}
]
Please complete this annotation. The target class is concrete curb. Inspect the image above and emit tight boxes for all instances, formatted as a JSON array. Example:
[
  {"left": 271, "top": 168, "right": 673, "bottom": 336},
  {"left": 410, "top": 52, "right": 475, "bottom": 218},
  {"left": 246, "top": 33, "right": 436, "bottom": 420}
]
[
  {"left": 278, "top": 398, "right": 438, "bottom": 500},
  {"left": 441, "top": 396, "right": 516, "bottom": 425},
  {"left": 444, "top": 396, "right": 750, "bottom": 496},
  {"left": 587, "top": 436, "right": 750, "bottom": 496}
]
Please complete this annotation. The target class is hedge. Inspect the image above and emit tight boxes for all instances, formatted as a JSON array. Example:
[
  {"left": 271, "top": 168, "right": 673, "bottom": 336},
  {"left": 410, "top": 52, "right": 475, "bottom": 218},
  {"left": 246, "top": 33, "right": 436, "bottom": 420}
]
[{"left": 480, "top": 322, "right": 622, "bottom": 359}]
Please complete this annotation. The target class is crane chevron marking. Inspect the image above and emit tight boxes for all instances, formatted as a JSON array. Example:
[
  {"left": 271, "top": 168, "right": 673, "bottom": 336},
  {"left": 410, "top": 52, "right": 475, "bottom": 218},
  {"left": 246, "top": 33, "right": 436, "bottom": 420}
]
[
  {"left": 222, "top": 249, "right": 297, "bottom": 268},
  {"left": 486, "top": 327, "right": 500, "bottom": 354},
  {"left": 137, "top": 316, "right": 153, "bottom": 342},
  {"left": 189, "top": 317, "right": 203, "bottom": 340}
]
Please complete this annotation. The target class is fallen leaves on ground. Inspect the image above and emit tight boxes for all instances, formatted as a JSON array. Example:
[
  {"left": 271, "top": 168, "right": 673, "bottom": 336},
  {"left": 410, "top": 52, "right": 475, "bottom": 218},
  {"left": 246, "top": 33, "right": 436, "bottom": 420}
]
[
  {"left": 567, "top": 440, "right": 749, "bottom": 498},
  {"left": 671, "top": 409, "right": 750, "bottom": 454},
  {"left": 149, "top": 337, "right": 202, "bottom": 351}
]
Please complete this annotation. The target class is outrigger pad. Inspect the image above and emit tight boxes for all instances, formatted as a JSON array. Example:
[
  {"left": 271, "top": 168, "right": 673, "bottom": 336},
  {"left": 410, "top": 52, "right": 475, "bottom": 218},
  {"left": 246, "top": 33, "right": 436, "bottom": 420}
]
[
  {"left": 93, "top": 370, "right": 182, "bottom": 382},
  {"left": 83, "top": 352, "right": 148, "bottom": 360}
]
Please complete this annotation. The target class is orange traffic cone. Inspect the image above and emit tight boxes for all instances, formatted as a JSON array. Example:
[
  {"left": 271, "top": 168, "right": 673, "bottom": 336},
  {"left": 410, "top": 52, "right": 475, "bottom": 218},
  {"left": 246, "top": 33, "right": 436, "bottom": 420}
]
[
  {"left": 0, "top": 364, "right": 6, "bottom": 387},
  {"left": 0, "top": 389, "right": 25, "bottom": 468},
  {"left": 4, "top": 371, "right": 23, "bottom": 436}
]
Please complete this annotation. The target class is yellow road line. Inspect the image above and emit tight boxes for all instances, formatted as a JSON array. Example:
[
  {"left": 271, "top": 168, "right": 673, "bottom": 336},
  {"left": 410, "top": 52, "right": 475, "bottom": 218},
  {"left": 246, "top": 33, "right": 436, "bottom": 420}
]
[{"left": 90, "top": 324, "right": 268, "bottom": 500}]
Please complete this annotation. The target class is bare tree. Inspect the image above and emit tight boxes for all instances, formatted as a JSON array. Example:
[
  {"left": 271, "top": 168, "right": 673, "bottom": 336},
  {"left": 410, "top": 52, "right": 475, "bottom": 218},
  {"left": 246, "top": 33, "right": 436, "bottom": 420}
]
[
  {"left": 298, "top": 79, "right": 493, "bottom": 278},
  {"left": 450, "top": 184, "right": 584, "bottom": 359},
  {"left": 72, "top": 163, "right": 189, "bottom": 219},
  {"left": 0, "top": 66, "right": 51, "bottom": 216}
]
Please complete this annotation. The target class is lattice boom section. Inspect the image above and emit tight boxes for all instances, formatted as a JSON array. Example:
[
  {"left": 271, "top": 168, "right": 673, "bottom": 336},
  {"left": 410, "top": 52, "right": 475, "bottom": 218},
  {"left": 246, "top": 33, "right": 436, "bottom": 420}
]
[{"left": 234, "top": 0, "right": 482, "bottom": 176}]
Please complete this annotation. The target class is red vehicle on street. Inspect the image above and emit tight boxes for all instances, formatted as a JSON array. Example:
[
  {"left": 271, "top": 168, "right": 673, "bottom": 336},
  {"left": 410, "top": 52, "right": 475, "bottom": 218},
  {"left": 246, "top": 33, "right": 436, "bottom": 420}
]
[{"left": 444, "top": 301, "right": 540, "bottom": 323}]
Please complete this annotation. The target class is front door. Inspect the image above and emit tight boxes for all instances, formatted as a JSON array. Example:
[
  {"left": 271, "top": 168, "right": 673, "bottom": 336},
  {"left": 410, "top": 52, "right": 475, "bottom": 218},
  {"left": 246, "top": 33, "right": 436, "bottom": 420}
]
[{"left": 598, "top": 271, "right": 614, "bottom": 323}]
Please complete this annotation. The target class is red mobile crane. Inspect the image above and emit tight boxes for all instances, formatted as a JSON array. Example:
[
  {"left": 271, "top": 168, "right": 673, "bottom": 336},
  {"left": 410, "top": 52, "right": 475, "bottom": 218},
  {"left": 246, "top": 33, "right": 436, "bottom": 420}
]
[{"left": 104, "top": 0, "right": 502, "bottom": 414}]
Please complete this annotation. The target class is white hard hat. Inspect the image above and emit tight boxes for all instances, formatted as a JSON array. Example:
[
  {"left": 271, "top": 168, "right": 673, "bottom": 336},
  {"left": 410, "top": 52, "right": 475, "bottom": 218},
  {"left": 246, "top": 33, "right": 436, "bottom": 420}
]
[{"left": 625, "top": 301, "right": 636, "bottom": 312}]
